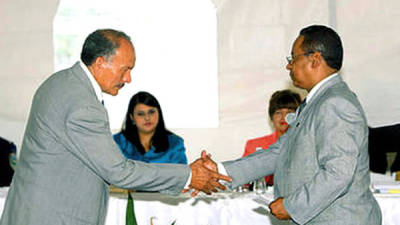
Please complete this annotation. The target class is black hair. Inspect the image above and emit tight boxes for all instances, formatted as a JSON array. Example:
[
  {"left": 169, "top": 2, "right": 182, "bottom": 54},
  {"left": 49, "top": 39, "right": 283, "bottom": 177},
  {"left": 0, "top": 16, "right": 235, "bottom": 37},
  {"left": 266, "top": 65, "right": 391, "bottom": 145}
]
[{"left": 299, "top": 25, "right": 343, "bottom": 70}]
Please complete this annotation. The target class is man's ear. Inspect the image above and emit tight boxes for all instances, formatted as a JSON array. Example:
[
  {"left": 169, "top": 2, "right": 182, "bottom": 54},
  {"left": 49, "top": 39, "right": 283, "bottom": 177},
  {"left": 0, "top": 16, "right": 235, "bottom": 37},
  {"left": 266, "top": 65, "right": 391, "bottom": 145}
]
[
  {"left": 94, "top": 56, "right": 108, "bottom": 69},
  {"left": 311, "top": 52, "right": 322, "bottom": 68}
]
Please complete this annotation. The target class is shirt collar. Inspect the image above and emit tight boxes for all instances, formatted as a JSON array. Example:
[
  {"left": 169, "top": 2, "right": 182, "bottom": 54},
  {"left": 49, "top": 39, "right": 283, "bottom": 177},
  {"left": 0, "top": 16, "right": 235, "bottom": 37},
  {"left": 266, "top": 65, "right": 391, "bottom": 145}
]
[
  {"left": 79, "top": 61, "right": 103, "bottom": 103},
  {"left": 305, "top": 73, "right": 338, "bottom": 103}
]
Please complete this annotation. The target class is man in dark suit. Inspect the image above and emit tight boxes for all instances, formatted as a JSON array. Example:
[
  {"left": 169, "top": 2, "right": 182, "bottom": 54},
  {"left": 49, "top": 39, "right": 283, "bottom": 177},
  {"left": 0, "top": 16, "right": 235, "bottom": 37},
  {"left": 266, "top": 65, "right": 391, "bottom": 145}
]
[
  {"left": 0, "top": 29, "right": 230, "bottom": 225},
  {"left": 0, "top": 136, "right": 16, "bottom": 187}
]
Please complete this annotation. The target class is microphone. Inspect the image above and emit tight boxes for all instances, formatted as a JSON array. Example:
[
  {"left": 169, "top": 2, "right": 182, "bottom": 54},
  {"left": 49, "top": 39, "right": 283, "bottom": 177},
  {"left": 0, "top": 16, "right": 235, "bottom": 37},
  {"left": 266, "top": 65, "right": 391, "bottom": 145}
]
[{"left": 285, "top": 112, "right": 296, "bottom": 125}]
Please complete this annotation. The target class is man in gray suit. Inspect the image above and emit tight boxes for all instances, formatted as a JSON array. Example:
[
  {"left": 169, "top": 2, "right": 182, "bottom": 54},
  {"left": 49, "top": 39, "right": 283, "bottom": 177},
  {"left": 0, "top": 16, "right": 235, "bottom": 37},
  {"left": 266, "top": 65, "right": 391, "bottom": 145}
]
[
  {"left": 202, "top": 25, "right": 382, "bottom": 224},
  {"left": 0, "top": 29, "right": 230, "bottom": 225}
]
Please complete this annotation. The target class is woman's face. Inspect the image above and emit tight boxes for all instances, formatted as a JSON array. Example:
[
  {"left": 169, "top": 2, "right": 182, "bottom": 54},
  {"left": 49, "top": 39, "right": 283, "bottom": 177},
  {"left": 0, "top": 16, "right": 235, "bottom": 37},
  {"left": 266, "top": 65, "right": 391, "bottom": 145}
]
[
  {"left": 271, "top": 108, "right": 295, "bottom": 135},
  {"left": 130, "top": 103, "right": 159, "bottom": 135}
]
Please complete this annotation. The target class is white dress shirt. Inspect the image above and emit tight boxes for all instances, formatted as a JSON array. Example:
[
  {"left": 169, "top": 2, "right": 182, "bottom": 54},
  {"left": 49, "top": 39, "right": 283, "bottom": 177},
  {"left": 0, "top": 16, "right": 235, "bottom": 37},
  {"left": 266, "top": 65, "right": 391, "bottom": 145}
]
[
  {"left": 79, "top": 61, "right": 104, "bottom": 103},
  {"left": 305, "top": 73, "right": 338, "bottom": 103}
]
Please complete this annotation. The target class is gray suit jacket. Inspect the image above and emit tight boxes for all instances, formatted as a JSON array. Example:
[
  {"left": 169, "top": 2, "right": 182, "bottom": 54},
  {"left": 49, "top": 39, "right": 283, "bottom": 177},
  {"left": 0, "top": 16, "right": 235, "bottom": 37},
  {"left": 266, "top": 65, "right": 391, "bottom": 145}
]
[
  {"left": 223, "top": 75, "right": 382, "bottom": 225},
  {"left": 0, "top": 62, "right": 190, "bottom": 225}
]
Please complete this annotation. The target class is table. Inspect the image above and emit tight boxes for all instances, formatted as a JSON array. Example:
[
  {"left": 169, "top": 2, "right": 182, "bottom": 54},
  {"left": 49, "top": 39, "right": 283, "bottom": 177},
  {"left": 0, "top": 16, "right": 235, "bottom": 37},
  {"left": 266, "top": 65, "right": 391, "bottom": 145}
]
[
  {"left": 106, "top": 190, "right": 290, "bottom": 225},
  {"left": 1, "top": 187, "right": 400, "bottom": 225},
  {"left": 374, "top": 193, "right": 400, "bottom": 225},
  {"left": 105, "top": 190, "right": 400, "bottom": 225}
]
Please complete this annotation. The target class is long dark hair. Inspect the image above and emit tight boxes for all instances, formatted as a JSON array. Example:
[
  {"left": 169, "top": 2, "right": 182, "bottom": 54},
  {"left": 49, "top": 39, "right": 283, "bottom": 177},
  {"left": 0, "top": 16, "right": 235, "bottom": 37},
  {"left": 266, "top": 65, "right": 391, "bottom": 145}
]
[{"left": 121, "top": 91, "right": 172, "bottom": 154}]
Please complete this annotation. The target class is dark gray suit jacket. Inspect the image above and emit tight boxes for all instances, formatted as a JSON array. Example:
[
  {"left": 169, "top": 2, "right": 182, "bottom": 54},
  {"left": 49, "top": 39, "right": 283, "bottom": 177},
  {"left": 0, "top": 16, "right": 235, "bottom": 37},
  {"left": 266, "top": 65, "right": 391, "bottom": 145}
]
[
  {"left": 0, "top": 62, "right": 190, "bottom": 225},
  {"left": 223, "top": 75, "right": 382, "bottom": 225}
]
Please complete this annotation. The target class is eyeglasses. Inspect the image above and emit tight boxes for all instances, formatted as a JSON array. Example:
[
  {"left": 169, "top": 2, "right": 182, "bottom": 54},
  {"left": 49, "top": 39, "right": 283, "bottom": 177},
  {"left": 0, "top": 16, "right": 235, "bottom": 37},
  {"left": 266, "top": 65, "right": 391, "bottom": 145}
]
[{"left": 286, "top": 52, "right": 314, "bottom": 64}]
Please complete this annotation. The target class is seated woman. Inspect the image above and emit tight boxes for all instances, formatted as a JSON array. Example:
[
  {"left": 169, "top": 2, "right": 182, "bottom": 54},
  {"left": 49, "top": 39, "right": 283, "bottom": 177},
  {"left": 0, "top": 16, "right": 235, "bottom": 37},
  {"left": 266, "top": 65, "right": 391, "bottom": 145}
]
[
  {"left": 113, "top": 91, "right": 187, "bottom": 164},
  {"left": 242, "top": 89, "right": 301, "bottom": 185}
]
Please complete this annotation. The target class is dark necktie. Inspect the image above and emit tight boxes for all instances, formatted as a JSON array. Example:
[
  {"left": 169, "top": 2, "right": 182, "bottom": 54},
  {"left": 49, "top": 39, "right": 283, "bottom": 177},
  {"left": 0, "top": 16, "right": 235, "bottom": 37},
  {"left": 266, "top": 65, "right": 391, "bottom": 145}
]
[
  {"left": 297, "top": 98, "right": 307, "bottom": 116},
  {"left": 101, "top": 100, "right": 104, "bottom": 105},
  {"left": 126, "top": 192, "right": 138, "bottom": 225}
]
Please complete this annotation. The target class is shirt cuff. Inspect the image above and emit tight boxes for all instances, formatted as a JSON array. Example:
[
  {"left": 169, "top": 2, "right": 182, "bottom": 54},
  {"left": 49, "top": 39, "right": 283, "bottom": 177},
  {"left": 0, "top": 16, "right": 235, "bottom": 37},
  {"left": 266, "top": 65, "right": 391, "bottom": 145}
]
[
  {"left": 183, "top": 171, "right": 192, "bottom": 189},
  {"left": 217, "top": 162, "right": 228, "bottom": 176}
]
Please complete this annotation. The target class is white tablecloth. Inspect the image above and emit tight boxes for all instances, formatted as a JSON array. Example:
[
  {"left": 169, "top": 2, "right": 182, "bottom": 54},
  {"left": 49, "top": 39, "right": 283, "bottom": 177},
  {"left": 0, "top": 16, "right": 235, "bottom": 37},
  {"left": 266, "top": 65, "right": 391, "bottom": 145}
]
[
  {"left": 106, "top": 190, "right": 400, "bottom": 225},
  {"left": 375, "top": 193, "right": 400, "bottom": 225},
  {"left": 1, "top": 187, "right": 399, "bottom": 225},
  {"left": 106, "top": 190, "right": 290, "bottom": 225}
]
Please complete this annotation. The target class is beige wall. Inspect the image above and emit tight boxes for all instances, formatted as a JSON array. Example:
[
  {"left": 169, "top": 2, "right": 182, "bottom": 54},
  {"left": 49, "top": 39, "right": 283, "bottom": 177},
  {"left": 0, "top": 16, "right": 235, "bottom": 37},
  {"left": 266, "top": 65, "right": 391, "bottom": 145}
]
[
  {"left": 0, "top": 0, "right": 60, "bottom": 148},
  {"left": 0, "top": 0, "right": 59, "bottom": 120}
]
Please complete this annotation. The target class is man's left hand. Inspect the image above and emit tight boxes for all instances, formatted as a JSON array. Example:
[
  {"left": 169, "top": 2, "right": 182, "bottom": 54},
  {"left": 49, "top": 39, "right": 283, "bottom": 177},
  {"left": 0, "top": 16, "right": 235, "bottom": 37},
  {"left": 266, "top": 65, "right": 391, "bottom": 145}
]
[{"left": 269, "top": 197, "right": 291, "bottom": 220}]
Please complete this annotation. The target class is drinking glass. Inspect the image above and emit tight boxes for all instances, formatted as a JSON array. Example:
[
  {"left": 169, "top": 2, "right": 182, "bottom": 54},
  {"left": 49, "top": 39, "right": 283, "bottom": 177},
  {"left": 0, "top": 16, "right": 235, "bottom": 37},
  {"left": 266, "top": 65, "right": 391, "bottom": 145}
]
[{"left": 253, "top": 178, "right": 266, "bottom": 194}]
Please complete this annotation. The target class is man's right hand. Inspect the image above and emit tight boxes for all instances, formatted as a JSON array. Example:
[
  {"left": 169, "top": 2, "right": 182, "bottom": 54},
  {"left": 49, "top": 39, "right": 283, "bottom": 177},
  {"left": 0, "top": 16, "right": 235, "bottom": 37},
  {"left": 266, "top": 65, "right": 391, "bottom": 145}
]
[{"left": 188, "top": 153, "right": 231, "bottom": 196}]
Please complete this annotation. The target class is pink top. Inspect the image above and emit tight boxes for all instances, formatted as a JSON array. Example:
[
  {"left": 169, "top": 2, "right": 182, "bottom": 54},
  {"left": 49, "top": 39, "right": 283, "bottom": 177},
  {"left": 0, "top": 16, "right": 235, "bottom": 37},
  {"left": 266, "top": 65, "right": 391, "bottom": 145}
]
[{"left": 242, "top": 131, "right": 278, "bottom": 185}]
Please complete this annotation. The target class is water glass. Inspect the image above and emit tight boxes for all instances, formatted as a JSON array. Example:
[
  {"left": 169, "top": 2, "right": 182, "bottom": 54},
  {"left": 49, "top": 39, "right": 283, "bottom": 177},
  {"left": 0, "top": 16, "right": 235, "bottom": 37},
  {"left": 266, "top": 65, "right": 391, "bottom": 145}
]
[
  {"left": 234, "top": 185, "right": 243, "bottom": 192},
  {"left": 253, "top": 178, "right": 267, "bottom": 194}
]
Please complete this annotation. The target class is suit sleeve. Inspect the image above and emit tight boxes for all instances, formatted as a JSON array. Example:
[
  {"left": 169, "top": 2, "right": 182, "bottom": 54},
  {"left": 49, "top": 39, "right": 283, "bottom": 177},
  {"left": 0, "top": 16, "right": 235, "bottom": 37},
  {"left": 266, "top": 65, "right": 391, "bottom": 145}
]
[
  {"left": 222, "top": 133, "right": 285, "bottom": 188},
  {"left": 64, "top": 105, "right": 190, "bottom": 194},
  {"left": 283, "top": 96, "right": 366, "bottom": 224}
]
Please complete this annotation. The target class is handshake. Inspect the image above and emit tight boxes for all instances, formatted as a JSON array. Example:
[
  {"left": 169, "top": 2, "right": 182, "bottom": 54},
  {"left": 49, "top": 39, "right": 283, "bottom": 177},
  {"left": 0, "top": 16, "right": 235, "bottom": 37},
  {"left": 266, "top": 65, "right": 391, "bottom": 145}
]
[
  {"left": 185, "top": 151, "right": 232, "bottom": 196},
  {"left": 186, "top": 151, "right": 290, "bottom": 220}
]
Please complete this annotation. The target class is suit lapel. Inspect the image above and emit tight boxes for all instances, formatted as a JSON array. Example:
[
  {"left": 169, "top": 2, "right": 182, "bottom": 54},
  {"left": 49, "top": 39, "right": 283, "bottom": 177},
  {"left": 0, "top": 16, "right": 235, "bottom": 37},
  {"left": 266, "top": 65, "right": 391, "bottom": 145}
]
[{"left": 288, "top": 75, "right": 344, "bottom": 145}]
